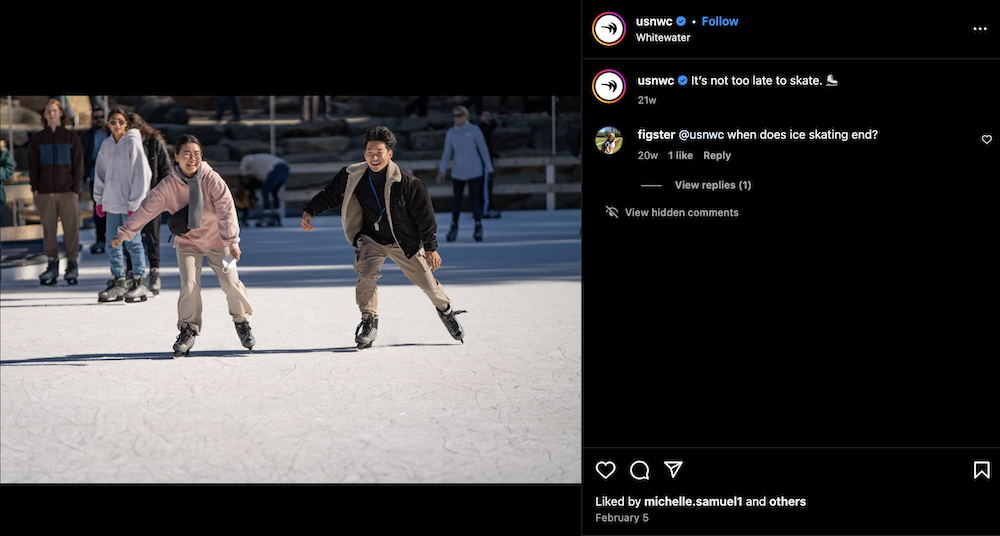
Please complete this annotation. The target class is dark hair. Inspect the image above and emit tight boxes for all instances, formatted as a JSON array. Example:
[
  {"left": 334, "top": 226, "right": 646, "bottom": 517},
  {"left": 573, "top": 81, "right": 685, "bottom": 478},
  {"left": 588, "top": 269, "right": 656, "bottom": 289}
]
[
  {"left": 363, "top": 125, "right": 397, "bottom": 151},
  {"left": 108, "top": 107, "right": 130, "bottom": 125},
  {"left": 174, "top": 134, "right": 203, "bottom": 153},
  {"left": 127, "top": 112, "right": 165, "bottom": 142}
]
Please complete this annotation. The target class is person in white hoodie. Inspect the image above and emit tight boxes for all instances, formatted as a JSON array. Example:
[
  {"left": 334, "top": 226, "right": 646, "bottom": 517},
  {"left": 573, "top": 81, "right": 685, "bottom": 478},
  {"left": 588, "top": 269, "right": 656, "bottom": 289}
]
[{"left": 92, "top": 108, "right": 152, "bottom": 303}]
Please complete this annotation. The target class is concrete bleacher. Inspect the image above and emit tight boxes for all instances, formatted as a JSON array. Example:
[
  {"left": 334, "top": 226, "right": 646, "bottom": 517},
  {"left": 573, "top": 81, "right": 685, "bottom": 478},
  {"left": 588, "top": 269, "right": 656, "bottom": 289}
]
[
  {"left": 0, "top": 178, "right": 93, "bottom": 243},
  {"left": 1, "top": 96, "right": 582, "bottom": 265}
]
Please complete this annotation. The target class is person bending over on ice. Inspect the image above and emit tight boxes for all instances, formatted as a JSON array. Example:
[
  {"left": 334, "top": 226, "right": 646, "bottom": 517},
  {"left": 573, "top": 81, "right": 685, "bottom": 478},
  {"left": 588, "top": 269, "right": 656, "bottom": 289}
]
[
  {"left": 300, "top": 125, "right": 467, "bottom": 349},
  {"left": 113, "top": 134, "right": 255, "bottom": 358}
]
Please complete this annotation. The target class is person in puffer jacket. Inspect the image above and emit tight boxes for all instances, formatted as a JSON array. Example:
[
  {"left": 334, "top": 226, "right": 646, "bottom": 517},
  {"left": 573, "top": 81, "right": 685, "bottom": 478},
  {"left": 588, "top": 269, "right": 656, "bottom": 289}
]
[{"left": 114, "top": 134, "right": 255, "bottom": 357}]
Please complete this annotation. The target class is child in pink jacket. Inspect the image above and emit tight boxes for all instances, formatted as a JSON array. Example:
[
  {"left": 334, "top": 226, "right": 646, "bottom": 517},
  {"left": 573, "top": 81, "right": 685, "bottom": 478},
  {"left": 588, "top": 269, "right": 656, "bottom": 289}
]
[{"left": 114, "top": 134, "right": 255, "bottom": 357}]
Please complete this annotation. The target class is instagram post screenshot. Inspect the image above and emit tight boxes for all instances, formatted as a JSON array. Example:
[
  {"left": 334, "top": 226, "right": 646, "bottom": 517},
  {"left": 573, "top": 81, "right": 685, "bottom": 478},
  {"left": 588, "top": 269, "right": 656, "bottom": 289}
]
[
  {"left": 2, "top": 4, "right": 994, "bottom": 535},
  {"left": 582, "top": 2, "right": 996, "bottom": 535}
]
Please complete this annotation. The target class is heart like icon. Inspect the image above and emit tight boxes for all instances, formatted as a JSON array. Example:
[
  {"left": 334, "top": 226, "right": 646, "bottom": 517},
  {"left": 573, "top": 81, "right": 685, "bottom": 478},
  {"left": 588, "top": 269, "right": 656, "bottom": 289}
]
[
  {"left": 982, "top": 134, "right": 993, "bottom": 146},
  {"left": 595, "top": 460, "right": 617, "bottom": 480}
]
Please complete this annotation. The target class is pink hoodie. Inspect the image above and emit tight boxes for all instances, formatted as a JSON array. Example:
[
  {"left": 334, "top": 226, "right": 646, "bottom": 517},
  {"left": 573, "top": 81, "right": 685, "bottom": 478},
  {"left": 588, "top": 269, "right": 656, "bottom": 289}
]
[{"left": 116, "top": 161, "right": 241, "bottom": 251}]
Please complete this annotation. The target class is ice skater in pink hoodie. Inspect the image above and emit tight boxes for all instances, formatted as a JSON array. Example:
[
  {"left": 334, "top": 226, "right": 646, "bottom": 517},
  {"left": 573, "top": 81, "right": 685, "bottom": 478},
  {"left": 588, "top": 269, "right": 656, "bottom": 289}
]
[{"left": 113, "top": 134, "right": 255, "bottom": 357}]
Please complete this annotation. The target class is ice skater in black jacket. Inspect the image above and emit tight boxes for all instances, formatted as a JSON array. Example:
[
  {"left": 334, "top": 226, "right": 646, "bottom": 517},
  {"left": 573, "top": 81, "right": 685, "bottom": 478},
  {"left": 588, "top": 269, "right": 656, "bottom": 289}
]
[{"left": 300, "top": 126, "right": 466, "bottom": 349}]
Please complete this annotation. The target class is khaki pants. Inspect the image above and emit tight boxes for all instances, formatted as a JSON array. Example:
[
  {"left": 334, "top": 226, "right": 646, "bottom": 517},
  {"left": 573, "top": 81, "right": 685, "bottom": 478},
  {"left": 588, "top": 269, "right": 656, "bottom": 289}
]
[
  {"left": 176, "top": 246, "right": 253, "bottom": 334},
  {"left": 33, "top": 191, "right": 80, "bottom": 260},
  {"left": 354, "top": 235, "right": 451, "bottom": 315}
]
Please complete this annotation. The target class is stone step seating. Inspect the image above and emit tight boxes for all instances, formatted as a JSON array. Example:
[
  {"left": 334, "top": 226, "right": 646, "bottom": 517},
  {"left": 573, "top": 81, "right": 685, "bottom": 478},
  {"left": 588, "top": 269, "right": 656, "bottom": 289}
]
[{"left": 1, "top": 179, "right": 92, "bottom": 242}]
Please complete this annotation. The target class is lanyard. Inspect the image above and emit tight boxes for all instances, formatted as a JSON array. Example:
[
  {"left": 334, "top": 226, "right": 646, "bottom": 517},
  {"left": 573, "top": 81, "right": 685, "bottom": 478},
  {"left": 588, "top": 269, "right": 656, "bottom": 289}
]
[{"left": 367, "top": 174, "right": 386, "bottom": 230}]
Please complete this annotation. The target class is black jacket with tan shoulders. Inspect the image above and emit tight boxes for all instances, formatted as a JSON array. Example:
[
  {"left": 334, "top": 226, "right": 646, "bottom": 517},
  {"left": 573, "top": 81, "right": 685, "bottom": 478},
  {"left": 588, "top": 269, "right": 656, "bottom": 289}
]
[{"left": 303, "top": 160, "right": 439, "bottom": 258}]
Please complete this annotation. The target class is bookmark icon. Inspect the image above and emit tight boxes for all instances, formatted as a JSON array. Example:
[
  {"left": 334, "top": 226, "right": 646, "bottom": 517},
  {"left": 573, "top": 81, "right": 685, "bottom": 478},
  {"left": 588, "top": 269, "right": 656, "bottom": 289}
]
[{"left": 973, "top": 460, "right": 991, "bottom": 480}]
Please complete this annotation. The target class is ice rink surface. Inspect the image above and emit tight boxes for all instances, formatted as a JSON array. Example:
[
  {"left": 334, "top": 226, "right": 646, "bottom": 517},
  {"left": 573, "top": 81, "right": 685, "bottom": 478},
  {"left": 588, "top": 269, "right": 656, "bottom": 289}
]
[{"left": 1, "top": 209, "right": 581, "bottom": 484}]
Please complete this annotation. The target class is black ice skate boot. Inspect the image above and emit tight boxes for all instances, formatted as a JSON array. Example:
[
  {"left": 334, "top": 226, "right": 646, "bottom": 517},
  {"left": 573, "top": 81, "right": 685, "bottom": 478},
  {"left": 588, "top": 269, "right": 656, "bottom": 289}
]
[
  {"left": 39, "top": 258, "right": 60, "bottom": 285},
  {"left": 98, "top": 276, "right": 128, "bottom": 302},
  {"left": 446, "top": 221, "right": 458, "bottom": 242},
  {"left": 255, "top": 211, "right": 281, "bottom": 227},
  {"left": 473, "top": 221, "right": 483, "bottom": 242},
  {"left": 63, "top": 259, "right": 79, "bottom": 285},
  {"left": 123, "top": 273, "right": 149, "bottom": 303},
  {"left": 90, "top": 241, "right": 105, "bottom": 254},
  {"left": 173, "top": 325, "right": 197, "bottom": 357},
  {"left": 436, "top": 305, "right": 467, "bottom": 343},
  {"left": 236, "top": 321, "right": 255, "bottom": 352},
  {"left": 148, "top": 267, "right": 161, "bottom": 296},
  {"left": 355, "top": 313, "right": 378, "bottom": 349}
]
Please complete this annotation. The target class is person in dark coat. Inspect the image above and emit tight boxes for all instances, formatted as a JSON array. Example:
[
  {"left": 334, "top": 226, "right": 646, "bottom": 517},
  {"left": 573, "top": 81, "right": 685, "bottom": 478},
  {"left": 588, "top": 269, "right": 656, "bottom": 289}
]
[{"left": 300, "top": 126, "right": 467, "bottom": 349}]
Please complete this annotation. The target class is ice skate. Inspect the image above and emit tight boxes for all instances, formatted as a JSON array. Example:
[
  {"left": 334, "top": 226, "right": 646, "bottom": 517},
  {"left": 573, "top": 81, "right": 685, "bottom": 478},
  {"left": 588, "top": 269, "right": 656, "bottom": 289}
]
[
  {"left": 148, "top": 267, "right": 161, "bottom": 296},
  {"left": 255, "top": 212, "right": 281, "bottom": 227},
  {"left": 235, "top": 321, "right": 255, "bottom": 352},
  {"left": 436, "top": 305, "right": 467, "bottom": 343},
  {"left": 63, "top": 259, "right": 79, "bottom": 285},
  {"left": 90, "top": 241, "right": 105, "bottom": 254},
  {"left": 123, "top": 274, "right": 149, "bottom": 303},
  {"left": 98, "top": 276, "right": 128, "bottom": 302},
  {"left": 446, "top": 221, "right": 458, "bottom": 242},
  {"left": 173, "top": 325, "right": 197, "bottom": 357},
  {"left": 473, "top": 221, "right": 483, "bottom": 242},
  {"left": 355, "top": 313, "right": 378, "bottom": 349},
  {"left": 39, "top": 258, "right": 60, "bottom": 285}
]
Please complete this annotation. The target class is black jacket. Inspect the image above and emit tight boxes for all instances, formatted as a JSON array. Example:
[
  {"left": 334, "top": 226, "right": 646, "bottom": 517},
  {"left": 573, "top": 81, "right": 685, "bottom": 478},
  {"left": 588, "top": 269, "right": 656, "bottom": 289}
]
[
  {"left": 142, "top": 136, "right": 171, "bottom": 189},
  {"left": 303, "top": 160, "right": 439, "bottom": 257},
  {"left": 27, "top": 126, "right": 84, "bottom": 194},
  {"left": 80, "top": 125, "right": 110, "bottom": 182}
]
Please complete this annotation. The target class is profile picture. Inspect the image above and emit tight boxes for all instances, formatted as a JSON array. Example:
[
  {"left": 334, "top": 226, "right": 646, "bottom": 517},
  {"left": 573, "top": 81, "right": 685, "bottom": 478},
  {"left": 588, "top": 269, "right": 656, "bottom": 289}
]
[{"left": 595, "top": 127, "right": 622, "bottom": 155}]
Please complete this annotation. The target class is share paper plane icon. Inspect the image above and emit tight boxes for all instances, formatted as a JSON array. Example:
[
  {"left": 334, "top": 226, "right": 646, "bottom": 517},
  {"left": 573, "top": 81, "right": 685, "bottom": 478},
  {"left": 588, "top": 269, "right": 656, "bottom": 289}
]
[{"left": 663, "top": 460, "right": 683, "bottom": 478}]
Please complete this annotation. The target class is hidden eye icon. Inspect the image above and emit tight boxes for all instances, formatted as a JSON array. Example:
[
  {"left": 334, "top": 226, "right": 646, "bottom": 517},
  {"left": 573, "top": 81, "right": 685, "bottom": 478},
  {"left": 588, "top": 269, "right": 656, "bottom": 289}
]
[{"left": 593, "top": 12, "right": 626, "bottom": 46}]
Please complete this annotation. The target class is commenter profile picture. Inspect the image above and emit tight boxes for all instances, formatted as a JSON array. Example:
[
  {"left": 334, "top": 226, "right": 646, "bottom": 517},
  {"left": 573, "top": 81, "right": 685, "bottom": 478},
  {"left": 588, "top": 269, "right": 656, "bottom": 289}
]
[{"left": 596, "top": 127, "right": 622, "bottom": 155}]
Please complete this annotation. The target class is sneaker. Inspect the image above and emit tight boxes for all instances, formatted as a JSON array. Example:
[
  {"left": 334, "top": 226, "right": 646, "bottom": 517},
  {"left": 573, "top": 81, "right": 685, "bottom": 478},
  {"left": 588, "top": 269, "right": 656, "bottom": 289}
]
[
  {"left": 355, "top": 313, "right": 378, "bottom": 349},
  {"left": 173, "top": 325, "right": 197, "bottom": 357},
  {"left": 235, "top": 321, "right": 255, "bottom": 351},
  {"left": 436, "top": 305, "right": 467, "bottom": 342}
]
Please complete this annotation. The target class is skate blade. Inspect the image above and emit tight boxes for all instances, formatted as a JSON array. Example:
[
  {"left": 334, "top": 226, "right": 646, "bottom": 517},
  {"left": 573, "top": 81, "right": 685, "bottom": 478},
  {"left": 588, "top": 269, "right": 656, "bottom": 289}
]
[
  {"left": 66, "top": 279, "right": 78, "bottom": 285},
  {"left": 40, "top": 279, "right": 58, "bottom": 286},
  {"left": 172, "top": 350, "right": 190, "bottom": 358},
  {"left": 125, "top": 296, "right": 148, "bottom": 303}
]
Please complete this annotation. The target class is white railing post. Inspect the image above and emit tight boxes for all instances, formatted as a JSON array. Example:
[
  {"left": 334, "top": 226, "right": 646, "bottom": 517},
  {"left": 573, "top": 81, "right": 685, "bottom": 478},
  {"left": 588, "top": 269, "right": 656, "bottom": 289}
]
[
  {"left": 546, "top": 162, "right": 556, "bottom": 211},
  {"left": 269, "top": 95, "right": 276, "bottom": 156}
]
